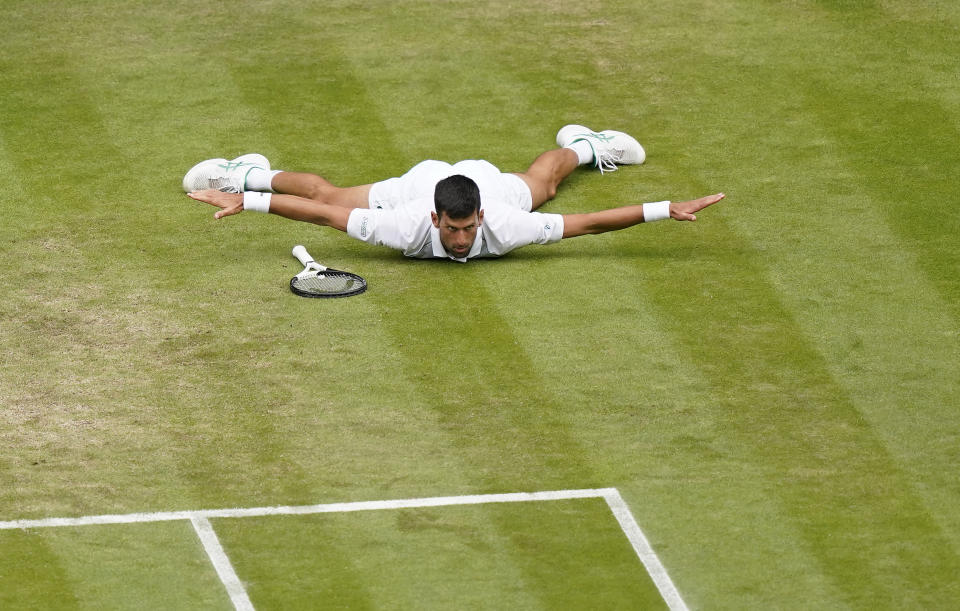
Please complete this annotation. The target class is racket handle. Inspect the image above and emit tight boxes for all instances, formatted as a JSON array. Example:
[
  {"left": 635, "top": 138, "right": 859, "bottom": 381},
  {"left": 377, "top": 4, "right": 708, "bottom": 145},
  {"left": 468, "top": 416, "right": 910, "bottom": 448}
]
[{"left": 292, "top": 244, "right": 314, "bottom": 266}]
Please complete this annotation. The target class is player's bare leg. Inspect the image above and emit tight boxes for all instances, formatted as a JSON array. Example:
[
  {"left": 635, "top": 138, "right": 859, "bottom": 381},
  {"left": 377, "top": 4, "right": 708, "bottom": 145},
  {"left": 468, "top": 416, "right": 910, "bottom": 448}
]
[
  {"left": 270, "top": 172, "right": 373, "bottom": 209},
  {"left": 512, "top": 148, "right": 579, "bottom": 210}
]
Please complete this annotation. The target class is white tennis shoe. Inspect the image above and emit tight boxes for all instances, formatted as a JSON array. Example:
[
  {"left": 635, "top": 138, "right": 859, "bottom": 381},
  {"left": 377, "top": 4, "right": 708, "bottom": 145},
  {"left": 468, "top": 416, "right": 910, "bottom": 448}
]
[
  {"left": 556, "top": 124, "right": 645, "bottom": 172},
  {"left": 182, "top": 153, "right": 271, "bottom": 193}
]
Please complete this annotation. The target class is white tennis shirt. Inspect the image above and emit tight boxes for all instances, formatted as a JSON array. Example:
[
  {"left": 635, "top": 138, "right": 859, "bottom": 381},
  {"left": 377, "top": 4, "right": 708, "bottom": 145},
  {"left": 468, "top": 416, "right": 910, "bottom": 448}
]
[{"left": 345, "top": 160, "right": 565, "bottom": 262}]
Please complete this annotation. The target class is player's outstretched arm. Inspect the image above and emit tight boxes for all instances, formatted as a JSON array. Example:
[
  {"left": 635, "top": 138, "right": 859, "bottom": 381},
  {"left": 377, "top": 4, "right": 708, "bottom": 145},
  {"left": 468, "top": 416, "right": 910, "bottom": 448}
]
[
  {"left": 561, "top": 193, "right": 725, "bottom": 238},
  {"left": 187, "top": 190, "right": 351, "bottom": 232}
]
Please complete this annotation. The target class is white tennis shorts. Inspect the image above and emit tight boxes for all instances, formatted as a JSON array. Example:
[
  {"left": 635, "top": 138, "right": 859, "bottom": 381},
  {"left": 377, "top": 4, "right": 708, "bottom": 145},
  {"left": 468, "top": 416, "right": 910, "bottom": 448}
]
[{"left": 368, "top": 159, "right": 534, "bottom": 212}]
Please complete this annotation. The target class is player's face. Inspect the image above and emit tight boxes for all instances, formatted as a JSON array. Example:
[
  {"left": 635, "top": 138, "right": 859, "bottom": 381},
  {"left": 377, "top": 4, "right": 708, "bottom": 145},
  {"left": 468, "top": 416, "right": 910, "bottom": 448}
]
[{"left": 432, "top": 210, "right": 483, "bottom": 258}]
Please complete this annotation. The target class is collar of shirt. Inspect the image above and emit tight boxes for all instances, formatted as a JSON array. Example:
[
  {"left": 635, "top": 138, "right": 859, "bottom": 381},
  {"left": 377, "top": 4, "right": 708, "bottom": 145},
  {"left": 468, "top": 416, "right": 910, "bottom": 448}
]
[{"left": 429, "top": 223, "right": 484, "bottom": 262}]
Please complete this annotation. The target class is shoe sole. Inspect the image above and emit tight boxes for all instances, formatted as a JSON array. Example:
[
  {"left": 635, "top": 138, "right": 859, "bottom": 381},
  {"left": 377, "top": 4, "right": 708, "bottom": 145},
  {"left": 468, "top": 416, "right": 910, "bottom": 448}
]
[{"left": 182, "top": 158, "right": 228, "bottom": 193}]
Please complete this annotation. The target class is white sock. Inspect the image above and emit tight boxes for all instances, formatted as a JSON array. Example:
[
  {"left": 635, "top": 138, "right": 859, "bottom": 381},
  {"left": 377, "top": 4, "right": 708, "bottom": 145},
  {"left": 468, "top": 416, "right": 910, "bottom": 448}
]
[
  {"left": 565, "top": 140, "right": 595, "bottom": 166},
  {"left": 245, "top": 168, "right": 282, "bottom": 192}
]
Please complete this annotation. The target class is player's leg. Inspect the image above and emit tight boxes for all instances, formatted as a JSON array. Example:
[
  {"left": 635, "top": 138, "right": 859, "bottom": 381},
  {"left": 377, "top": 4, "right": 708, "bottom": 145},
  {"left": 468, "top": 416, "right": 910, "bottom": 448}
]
[
  {"left": 513, "top": 124, "right": 647, "bottom": 210},
  {"left": 267, "top": 159, "right": 449, "bottom": 212},
  {"left": 512, "top": 148, "right": 579, "bottom": 210},
  {"left": 268, "top": 171, "right": 373, "bottom": 209}
]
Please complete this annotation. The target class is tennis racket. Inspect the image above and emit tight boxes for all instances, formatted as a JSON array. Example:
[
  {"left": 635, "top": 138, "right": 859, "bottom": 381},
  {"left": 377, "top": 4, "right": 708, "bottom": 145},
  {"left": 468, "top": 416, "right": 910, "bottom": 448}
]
[{"left": 290, "top": 245, "right": 367, "bottom": 298}]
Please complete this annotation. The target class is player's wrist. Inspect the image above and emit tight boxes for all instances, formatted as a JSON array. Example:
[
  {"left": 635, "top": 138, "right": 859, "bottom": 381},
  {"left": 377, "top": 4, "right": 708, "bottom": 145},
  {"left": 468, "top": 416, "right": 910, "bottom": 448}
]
[
  {"left": 642, "top": 201, "right": 671, "bottom": 222},
  {"left": 243, "top": 191, "right": 272, "bottom": 213}
]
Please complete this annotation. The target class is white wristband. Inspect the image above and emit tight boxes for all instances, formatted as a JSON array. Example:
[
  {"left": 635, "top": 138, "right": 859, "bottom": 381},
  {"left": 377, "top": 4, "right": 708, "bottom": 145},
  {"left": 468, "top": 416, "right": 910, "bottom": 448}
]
[
  {"left": 642, "top": 201, "right": 671, "bottom": 222},
  {"left": 243, "top": 191, "right": 272, "bottom": 213}
]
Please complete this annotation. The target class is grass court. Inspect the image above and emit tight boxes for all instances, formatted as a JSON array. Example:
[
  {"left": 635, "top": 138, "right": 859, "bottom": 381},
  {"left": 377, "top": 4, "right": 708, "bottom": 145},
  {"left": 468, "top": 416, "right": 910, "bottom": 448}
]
[{"left": 1, "top": 0, "right": 958, "bottom": 608}]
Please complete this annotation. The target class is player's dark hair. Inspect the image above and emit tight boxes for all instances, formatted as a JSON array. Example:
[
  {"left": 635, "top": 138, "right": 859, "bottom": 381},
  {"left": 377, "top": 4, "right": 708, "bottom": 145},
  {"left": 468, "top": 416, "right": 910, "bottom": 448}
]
[{"left": 434, "top": 174, "right": 481, "bottom": 220}]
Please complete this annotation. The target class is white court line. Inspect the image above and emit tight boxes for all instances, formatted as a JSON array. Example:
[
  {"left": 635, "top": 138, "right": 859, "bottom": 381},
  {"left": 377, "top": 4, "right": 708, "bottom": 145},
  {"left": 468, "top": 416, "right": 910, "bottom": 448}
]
[
  {"left": 191, "top": 517, "right": 255, "bottom": 611},
  {"left": 1, "top": 488, "right": 688, "bottom": 611},
  {"left": 0, "top": 488, "right": 608, "bottom": 529},
  {"left": 602, "top": 489, "right": 689, "bottom": 611}
]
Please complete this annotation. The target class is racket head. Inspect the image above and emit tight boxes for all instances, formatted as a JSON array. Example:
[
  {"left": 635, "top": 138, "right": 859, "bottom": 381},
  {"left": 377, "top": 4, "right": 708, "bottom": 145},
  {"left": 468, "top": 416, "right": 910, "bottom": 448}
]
[{"left": 290, "top": 268, "right": 367, "bottom": 298}]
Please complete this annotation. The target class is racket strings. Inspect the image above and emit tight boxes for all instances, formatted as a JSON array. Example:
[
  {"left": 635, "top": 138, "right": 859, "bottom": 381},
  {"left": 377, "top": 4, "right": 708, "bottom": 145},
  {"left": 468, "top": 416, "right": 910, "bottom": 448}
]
[
  {"left": 291, "top": 270, "right": 366, "bottom": 297},
  {"left": 295, "top": 273, "right": 359, "bottom": 293}
]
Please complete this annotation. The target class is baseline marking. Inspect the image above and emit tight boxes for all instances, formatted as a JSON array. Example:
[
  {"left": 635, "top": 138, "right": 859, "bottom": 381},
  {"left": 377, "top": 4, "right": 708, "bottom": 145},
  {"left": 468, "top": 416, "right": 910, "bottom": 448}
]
[{"left": 1, "top": 488, "right": 688, "bottom": 611}]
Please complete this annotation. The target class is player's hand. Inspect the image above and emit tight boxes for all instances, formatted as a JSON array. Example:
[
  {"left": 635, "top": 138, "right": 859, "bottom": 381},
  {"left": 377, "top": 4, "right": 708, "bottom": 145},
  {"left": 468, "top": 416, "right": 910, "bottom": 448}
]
[
  {"left": 670, "top": 193, "right": 725, "bottom": 221},
  {"left": 187, "top": 189, "right": 244, "bottom": 219}
]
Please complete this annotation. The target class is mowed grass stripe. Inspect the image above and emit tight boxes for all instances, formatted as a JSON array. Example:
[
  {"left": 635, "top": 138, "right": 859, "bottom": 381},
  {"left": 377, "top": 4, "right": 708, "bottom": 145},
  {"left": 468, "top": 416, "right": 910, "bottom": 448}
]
[{"left": 0, "top": 133, "right": 33, "bottom": 234}]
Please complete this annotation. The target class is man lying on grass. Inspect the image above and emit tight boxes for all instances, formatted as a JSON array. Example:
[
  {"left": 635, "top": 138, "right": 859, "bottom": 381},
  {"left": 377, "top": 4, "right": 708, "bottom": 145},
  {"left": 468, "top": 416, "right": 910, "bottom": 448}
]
[{"left": 184, "top": 124, "right": 724, "bottom": 262}]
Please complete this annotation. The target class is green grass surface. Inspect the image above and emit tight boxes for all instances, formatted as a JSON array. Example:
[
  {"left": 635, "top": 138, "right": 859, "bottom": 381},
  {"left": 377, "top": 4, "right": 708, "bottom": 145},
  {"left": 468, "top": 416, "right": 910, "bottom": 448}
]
[{"left": 1, "top": 0, "right": 958, "bottom": 608}]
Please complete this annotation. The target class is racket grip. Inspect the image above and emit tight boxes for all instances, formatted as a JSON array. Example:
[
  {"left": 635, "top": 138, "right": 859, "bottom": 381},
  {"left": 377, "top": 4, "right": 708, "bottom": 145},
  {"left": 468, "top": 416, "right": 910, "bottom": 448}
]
[{"left": 292, "top": 244, "right": 314, "bottom": 266}]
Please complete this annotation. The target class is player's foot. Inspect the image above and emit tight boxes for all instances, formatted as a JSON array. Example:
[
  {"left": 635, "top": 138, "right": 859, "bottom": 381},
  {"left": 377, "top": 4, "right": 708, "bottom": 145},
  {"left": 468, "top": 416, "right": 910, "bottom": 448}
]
[
  {"left": 556, "top": 124, "right": 645, "bottom": 172},
  {"left": 182, "top": 153, "right": 271, "bottom": 193}
]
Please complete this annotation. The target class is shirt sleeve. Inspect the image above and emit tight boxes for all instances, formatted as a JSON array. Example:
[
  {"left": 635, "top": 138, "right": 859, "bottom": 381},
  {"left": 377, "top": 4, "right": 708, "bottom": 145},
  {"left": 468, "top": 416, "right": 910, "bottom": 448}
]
[
  {"left": 480, "top": 206, "right": 565, "bottom": 256},
  {"left": 346, "top": 204, "right": 432, "bottom": 255}
]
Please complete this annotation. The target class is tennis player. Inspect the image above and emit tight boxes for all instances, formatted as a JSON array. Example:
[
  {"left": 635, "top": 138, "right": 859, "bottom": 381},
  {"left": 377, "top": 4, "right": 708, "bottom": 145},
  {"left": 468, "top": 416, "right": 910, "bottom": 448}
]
[{"left": 184, "top": 125, "right": 724, "bottom": 262}]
